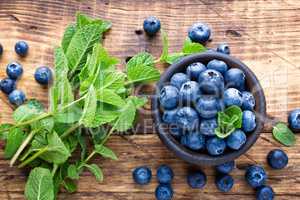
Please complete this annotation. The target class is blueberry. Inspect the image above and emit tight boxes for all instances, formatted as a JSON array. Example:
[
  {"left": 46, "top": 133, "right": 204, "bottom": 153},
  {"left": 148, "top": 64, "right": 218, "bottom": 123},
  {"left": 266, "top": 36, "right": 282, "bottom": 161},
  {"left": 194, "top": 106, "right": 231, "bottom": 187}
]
[
  {"left": 159, "top": 85, "right": 179, "bottom": 110},
  {"left": 242, "top": 110, "right": 256, "bottom": 132},
  {"left": 242, "top": 91, "right": 255, "bottom": 110},
  {"left": 224, "top": 88, "right": 243, "bottom": 107},
  {"left": 8, "top": 90, "right": 26, "bottom": 106},
  {"left": 155, "top": 184, "right": 173, "bottom": 200},
  {"left": 15, "top": 41, "right": 29, "bottom": 57},
  {"left": 181, "top": 131, "right": 205, "bottom": 151},
  {"left": 216, "top": 43, "right": 230, "bottom": 55},
  {"left": 226, "top": 129, "right": 247, "bottom": 150},
  {"left": 199, "top": 118, "right": 217, "bottom": 136},
  {"left": 215, "top": 174, "right": 234, "bottom": 192},
  {"left": 245, "top": 165, "right": 267, "bottom": 188},
  {"left": 175, "top": 107, "right": 199, "bottom": 130},
  {"left": 6, "top": 62, "right": 23, "bottom": 79},
  {"left": 188, "top": 22, "right": 211, "bottom": 44},
  {"left": 162, "top": 109, "right": 178, "bottom": 124},
  {"left": 157, "top": 165, "right": 174, "bottom": 184},
  {"left": 0, "top": 43, "right": 3, "bottom": 56},
  {"left": 186, "top": 62, "right": 207, "bottom": 80},
  {"left": 170, "top": 73, "right": 189, "bottom": 89},
  {"left": 34, "top": 66, "right": 53, "bottom": 85},
  {"left": 216, "top": 161, "right": 235, "bottom": 174},
  {"left": 132, "top": 166, "right": 152, "bottom": 185},
  {"left": 195, "top": 96, "right": 221, "bottom": 119},
  {"left": 207, "top": 59, "right": 228, "bottom": 75},
  {"left": 256, "top": 185, "right": 275, "bottom": 200},
  {"left": 143, "top": 16, "right": 161, "bottom": 36},
  {"left": 187, "top": 170, "right": 207, "bottom": 189},
  {"left": 179, "top": 81, "right": 201, "bottom": 103},
  {"left": 0, "top": 78, "right": 16, "bottom": 95},
  {"left": 206, "top": 137, "right": 226, "bottom": 156},
  {"left": 225, "top": 68, "right": 246, "bottom": 91},
  {"left": 267, "top": 149, "right": 288, "bottom": 169},
  {"left": 169, "top": 125, "right": 183, "bottom": 139},
  {"left": 288, "top": 109, "right": 300, "bottom": 131},
  {"left": 198, "top": 69, "right": 224, "bottom": 95}
]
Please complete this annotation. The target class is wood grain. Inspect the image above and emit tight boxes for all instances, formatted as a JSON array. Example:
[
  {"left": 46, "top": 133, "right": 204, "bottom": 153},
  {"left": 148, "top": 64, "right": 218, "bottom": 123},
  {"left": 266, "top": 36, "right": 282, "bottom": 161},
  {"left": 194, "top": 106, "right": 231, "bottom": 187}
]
[{"left": 0, "top": 0, "right": 300, "bottom": 199}]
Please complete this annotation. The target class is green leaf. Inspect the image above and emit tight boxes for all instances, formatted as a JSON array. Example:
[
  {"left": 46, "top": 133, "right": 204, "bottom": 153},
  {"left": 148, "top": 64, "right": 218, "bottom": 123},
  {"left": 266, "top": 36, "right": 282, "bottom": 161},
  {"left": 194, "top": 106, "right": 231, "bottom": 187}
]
[
  {"left": 94, "top": 70, "right": 126, "bottom": 91},
  {"left": 126, "top": 52, "right": 160, "bottom": 84},
  {"left": 113, "top": 99, "right": 136, "bottom": 131},
  {"left": 13, "top": 99, "right": 44, "bottom": 122},
  {"left": 0, "top": 123, "right": 12, "bottom": 140},
  {"left": 54, "top": 104, "right": 82, "bottom": 124},
  {"left": 128, "top": 96, "right": 148, "bottom": 109},
  {"left": 76, "top": 12, "right": 112, "bottom": 31},
  {"left": 84, "top": 164, "right": 103, "bottom": 182},
  {"left": 67, "top": 164, "right": 80, "bottom": 180},
  {"left": 272, "top": 122, "right": 296, "bottom": 146},
  {"left": 91, "top": 103, "right": 120, "bottom": 127},
  {"left": 61, "top": 24, "right": 76, "bottom": 53},
  {"left": 62, "top": 179, "right": 77, "bottom": 193},
  {"left": 94, "top": 145, "right": 118, "bottom": 160},
  {"left": 31, "top": 116, "right": 54, "bottom": 132},
  {"left": 224, "top": 105, "right": 243, "bottom": 128},
  {"left": 159, "top": 30, "right": 169, "bottom": 61},
  {"left": 96, "top": 89, "right": 125, "bottom": 106},
  {"left": 76, "top": 131, "right": 87, "bottom": 161},
  {"left": 25, "top": 167, "right": 54, "bottom": 200},
  {"left": 80, "top": 86, "right": 97, "bottom": 127},
  {"left": 182, "top": 38, "right": 207, "bottom": 54},
  {"left": 164, "top": 52, "right": 185, "bottom": 64},
  {"left": 215, "top": 123, "right": 235, "bottom": 139},
  {"left": 4, "top": 128, "right": 26, "bottom": 159}
]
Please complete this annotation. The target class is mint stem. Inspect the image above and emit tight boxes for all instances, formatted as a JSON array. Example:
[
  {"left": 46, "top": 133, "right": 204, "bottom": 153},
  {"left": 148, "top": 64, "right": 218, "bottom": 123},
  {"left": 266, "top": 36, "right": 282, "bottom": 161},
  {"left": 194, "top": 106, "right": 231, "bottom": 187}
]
[
  {"left": 18, "top": 147, "right": 48, "bottom": 168},
  {"left": 61, "top": 123, "right": 81, "bottom": 139}
]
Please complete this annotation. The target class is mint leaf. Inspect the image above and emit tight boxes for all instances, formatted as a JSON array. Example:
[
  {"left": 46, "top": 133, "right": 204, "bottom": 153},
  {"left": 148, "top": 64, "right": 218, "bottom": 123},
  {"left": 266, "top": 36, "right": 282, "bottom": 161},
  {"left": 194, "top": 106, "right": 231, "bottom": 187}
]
[
  {"left": 25, "top": 167, "right": 54, "bottom": 200},
  {"left": 224, "top": 105, "right": 243, "bottom": 128},
  {"left": 13, "top": 99, "right": 44, "bottom": 122},
  {"left": 76, "top": 12, "right": 111, "bottom": 31},
  {"left": 84, "top": 164, "right": 103, "bottom": 182},
  {"left": 96, "top": 89, "right": 125, "bottom": 107},
  {"left": 67, "top": 164, "right": 80, "bottom": 180},
  {"left": 273, "top": 122, "right": 296, "bottom": 146},
  {"left": 128, "top": 96, "right": 147, "bottom": 109},
  {"left": 62, "top": 179, "right": 77, "bottom": 193},
  {"left": 61, "top": 24, "right": 76, "bottom": 53},
  {"left": 94, "top": 70, "right": 126, "bottom": 91},
  {"left": 0, "top": 123, "right": 13, "bottom": 140},
  {"left": 54, "top": 104, "right": 82, "bottom": 124},
  {"left": 4, "top": 128, "right": 25, "bottom": 159},
  {"left": 160, "top": 30, "right": 169, "bottom": 61},
  {"left": 91, "top": 103, "right": 120, "bottom": 127},
  {"left": 182, "top": 38, "right": 206, "bottom": 53},
  {"left": 113, "top": 100, "right": 136, "bottom": 131},
  {"left": 80, "top": 86, "right": 97, "bottom": 127},
  {"left": 164, "top": 52, "right": 185, "bottom": 64},
  {"left": 95, "top": 145, "right": 118, "bottom": 160}
]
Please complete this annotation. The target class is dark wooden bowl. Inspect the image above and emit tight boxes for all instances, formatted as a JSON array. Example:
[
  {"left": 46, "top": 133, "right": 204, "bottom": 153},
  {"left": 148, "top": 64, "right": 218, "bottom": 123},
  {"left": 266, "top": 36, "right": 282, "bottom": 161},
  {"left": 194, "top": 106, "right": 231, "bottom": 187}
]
[{"left": 151, "top": 52, "right": 266, "bottom": 166}]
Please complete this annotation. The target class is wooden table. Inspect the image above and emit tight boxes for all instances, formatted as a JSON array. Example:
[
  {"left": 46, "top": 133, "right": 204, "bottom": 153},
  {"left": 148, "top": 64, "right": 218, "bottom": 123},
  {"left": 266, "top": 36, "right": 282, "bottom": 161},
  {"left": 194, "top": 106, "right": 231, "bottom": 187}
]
[{"left": 1, "top": 0, "right": 300, "bottom": 199}]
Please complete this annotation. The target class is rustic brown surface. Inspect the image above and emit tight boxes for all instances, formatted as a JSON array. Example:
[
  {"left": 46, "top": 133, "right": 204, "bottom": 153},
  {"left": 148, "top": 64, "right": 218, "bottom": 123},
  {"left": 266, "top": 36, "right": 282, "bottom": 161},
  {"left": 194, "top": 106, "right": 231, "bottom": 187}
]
[{"left": 1, "top": 0, "right": 300, "bottom": 199}]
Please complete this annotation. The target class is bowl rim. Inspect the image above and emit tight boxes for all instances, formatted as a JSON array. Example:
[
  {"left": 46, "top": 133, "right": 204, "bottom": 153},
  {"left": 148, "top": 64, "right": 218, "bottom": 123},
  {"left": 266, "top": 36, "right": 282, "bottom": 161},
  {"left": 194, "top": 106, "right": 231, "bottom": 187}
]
[{"left": 151, "top": 52, "right": 266, "bottom": 166}]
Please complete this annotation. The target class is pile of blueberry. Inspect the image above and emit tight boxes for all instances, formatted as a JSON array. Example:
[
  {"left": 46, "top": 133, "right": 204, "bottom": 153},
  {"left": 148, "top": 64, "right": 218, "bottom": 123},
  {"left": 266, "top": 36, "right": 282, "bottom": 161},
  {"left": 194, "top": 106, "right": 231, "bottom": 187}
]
[{"left": 0, "top": 41, "right": 53, "bottom": 106}]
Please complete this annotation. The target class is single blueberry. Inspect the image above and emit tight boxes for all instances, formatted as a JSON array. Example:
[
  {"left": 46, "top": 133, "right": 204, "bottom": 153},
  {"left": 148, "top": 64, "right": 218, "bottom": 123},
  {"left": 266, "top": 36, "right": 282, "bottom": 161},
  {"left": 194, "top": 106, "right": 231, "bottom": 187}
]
[
  {"left": 34, "top": 66, "right": 53, "bottom": 85},
  {"left": 225, "top": 68, "right": 246, "bottom": 91},
  {"left": 206, "top": 137, "right": 226, "bottom": 156},
  {"left": 159, "top": 85, "right": 179, "bottom": 110},
  {"left": 169, "top": 125, "right": 184, "bottom": 139},
  {"left": 207, "top": 59, "right": 228, "bottom": 75},
  {"left": 188, "top": 22, "right": 211, "bottom": 44},
  {"left": 267, "top": 149, "right": 288, "bottom": 169},
  {"left": 15, "top": 41, "right": 29, "bottom": 57},
  {"left": 181, "top": 131, "right": 205, "bottom": 151},
  {"left": 186, "top": 62, "right": 207, "bottom": 80},
  {"left": 216, "top": 161, "right": 235, "bottom": 174},
  {"left": 162, "top": 109, "right": 178, "bottom": 124},
  {"left": 0, "top": 43, "right": 3, "bottom": 55},
  {"left": 6, "top": 62, "right": 23, "bottom": 79},
  {"left": 170, "top": 73, "right": 189, "bottom": 89},
  {"left": 157, "top": 165, "right": 174, "bottom": 184},
  {"left": 0, "top": 78, "right": 16, "bottom": 95},
  {"left": 155, "top": 184, "right": 173, "bottom": 200},
  {"left": 187, "top": 170, "right": 207, "bottom": 189},
  {"left": 215, "top": 174, "right": 234, "bottom": 192},
  {"left": 175, "top": 107, "right": 199, "bottom": 130},
  {"left": 179, "top": 81, "right": 201, "bottom": 103},
  {"left": 195, "top": 96, "right": 221, "bottom": 119},
  {"left": 143, "top": 16, "right": 161, "bottom": 36},
  {"left": 242, "top": 110, "right": 256, "bottom": 133},
  {"left": 216, "top": 43, "right": 230, "bottom": 55},
  {"left": 245, "top": 165, "right": 267, "bottom": 188},
  {"left": 198, "top": 69, "right": 224, "bottom": 95},
  {"left": 288, "top": 109, "right": 300, "bottom": 131},
  {"left": 256, "top": 185, "right": 275, "bottom": 200},
  {"left": 199, "top": 118, "right": 217, "bottom": 136},
  {"left": 226, "top": 129, "right": 247, "bottom": 150},
  {"left": 224, "top": 88, "right": 243, "bottom": 107},
  {"left": 132, "top": 166, "right": 152, "bottom": 185},
  {"left": 242, "top": 91, "right": 255, "bottom": 110},
  {"left": 8, "top": 90, "right": 26, "bottom": 106}
]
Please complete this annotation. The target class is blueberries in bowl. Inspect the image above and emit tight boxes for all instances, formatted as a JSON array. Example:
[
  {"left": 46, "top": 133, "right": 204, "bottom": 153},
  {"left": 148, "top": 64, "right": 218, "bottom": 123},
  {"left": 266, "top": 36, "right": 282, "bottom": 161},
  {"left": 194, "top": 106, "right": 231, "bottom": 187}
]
[
  {"left": 242, "top": 110, "right": 256, "bottom": 133},
  {"left": 175, "top": 107, "right": 199, "bottom": 130},
  {"left": 199, "top": 118, "right": 217, "bottom": 136},
  {"left": 170, "top": 73, "right": 189, "bottom": 89},
  {"left": 181, "top": 131, "right": 205, "bottom": 151},
  {"left": 225, "top": 68, "right": 246, "bottom": 91},
  {"left": 207, "top": 59, "right": 228, "bottom": 75},
  {"left": 242, "top": 91, "right": 255, "bottom": 110},
  {"left": 159, "top": 85, "right": 179, "bottom": 110},
  {"left": 224, "top": 88, "right": 243, "bottom": 107},
  {"left": 179, "top": 81, "right": 200, "bottom": 103},
  {"left": 226, "top": 130, "right": 247, "bottom": 150},
  {"left": 186, "top": 62, "right": 206, "bottom": 80},
  {"left": 206, "top": 137, "right": 226, "bottom": 156},
  {"left": 198, "top": 69, "right": 224, "bottom": 95}
]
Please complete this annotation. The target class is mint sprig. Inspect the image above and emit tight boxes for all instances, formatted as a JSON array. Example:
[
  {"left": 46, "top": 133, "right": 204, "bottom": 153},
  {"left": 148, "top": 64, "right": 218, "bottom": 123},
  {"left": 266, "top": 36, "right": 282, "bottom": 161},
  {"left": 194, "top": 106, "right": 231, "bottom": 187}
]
[{"left": 273, "top": 122, "right": 296, "bottom": 146}]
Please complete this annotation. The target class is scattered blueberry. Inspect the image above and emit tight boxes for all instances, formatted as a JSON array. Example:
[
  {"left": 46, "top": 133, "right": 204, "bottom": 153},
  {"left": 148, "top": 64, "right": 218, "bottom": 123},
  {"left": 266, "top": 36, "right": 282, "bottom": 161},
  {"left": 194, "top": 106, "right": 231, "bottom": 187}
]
[
  {"left": 207, "top": 59, "right": 228, "bottom": 75},
  {"left": 215, "top": 174, "right": 234, "bottom": 192},
  {"left": 225, "top": 68, "right": 246, "bottom": 91},
  {"left": 6, "top": 61, "right": 23, "bottom": 79},
  {"left": 242, "top": 110, "right": 256, "bottom": 132},
  {"left": 179, "top": 81, "right": 201, "bottom": 103},
  {"left": 188, "top": 22, "right": 211, "bottom": 44},
  {"left": 245, "top": 165, "right": 267, "bottom": 188},
  {"left": 199, "top": 118, "right": 217, "bottom": 136},
  {"left": 217, "top": 43, "right": 230, "bottom": 55},
  {"left": 226, "top": 129, "right": 247, "bottom": 150},
  {"left": 175, "top": 107, "right": 199, "bottom": 130},
  {"left": 288, "top": 109, "right": 300, "bottom": 131},
  {"left": 256, "top": 185, "right": 275, "bottom": 200},
  {"left": 0, "top": 43, "right": 3, "bottom": 56},
  {"left": 186, "top": 62, "right": 206, "bottom": 80},
  {"left": 224, "top": 88, "right": 243, "bottom": 107},
  {"left": 198, "top": 69, "right": 224, "bottom": 95},
  {"left": 155, "top": 184, "right": 173, "bottom": 200},
  {"left": 206, "top": 137, "right": 226, "bottom": 156},
  {"left": 132, "top": 166, "right": 152, "bottom": 185},
  {"left": 187, "top": 170, "right": 207, "bottom": 189},
  {"left": 143, "top": 16, "right": 161, "bottom": 36},
  {"left": 8, "top": 90, "right": 26, "bottom": 106},
  {"left": 170, "top": 73, "right": 189, "bottom": 89},
  {"left": 157, "top": 165, "right": 174, "bottom": 184},
  {"left": 181, "top": 131, "right": 205, "bottom": 150},
  {"left": 15, "top": 41, "right": 29, "bottom": 57},
  {"left": 267, "top": 149, "right": 288, "bottom": 169},
  {"left": 162, "top": 109, "right": 178, "bottom": 124},
  {"left": 169, "top": 125, "right": 183, "bottom": 139},
  {"left": 159, "top": 85, "right": 179, "bottom": 110},
  {"left": 195, "top": 96, "right": 221, "bottom": 119},
  {"left": 0, "top": 78, "right": 16, "bottom": 95},
  {"left": 34, "top": 66, "right": 53, "bottom": 85},
  {"left": 242, "top": 91, "right": 255, "bottom": 110},
  {"left": 216, "top": 161, "right": 235, "bottom": 174}
]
